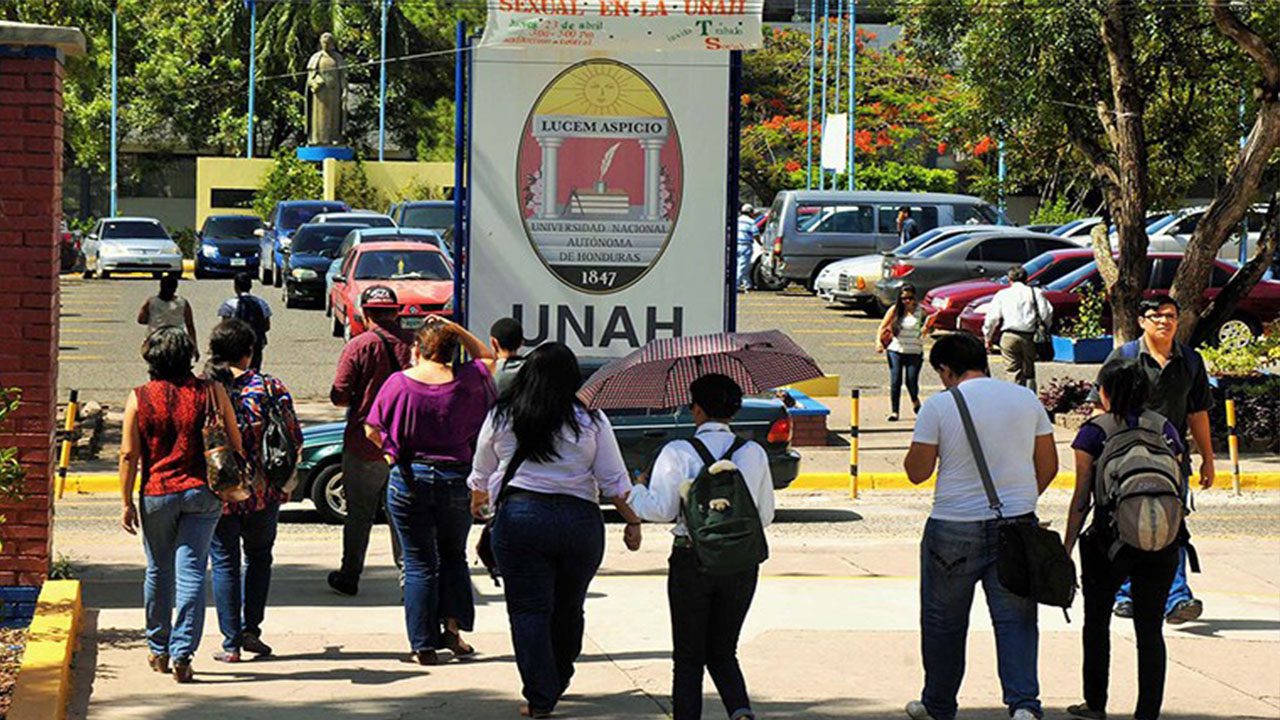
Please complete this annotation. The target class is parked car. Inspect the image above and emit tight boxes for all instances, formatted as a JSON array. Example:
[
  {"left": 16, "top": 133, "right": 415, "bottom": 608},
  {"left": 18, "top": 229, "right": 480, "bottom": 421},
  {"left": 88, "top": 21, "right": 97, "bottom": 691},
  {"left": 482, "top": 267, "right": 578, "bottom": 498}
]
[
  {"left": 1050, "top": 217, "right": 1103, "bottom": 239},
  {"left": 293, "top": 359, "right": 802, "bottom": 523},
  {"left": 388, "top": 200, "right": 454, "bottom": 233},
  {"left": 922, "top": 248, "right": 1096, "bottom": 330},
  {"left": 956, "top": 253, "right": 1280, "bottom": 345},
  {"left": 1142, "top": 204, "right": 1269, "bottom": 261},
  {"left": 81, "top": 217, "right": 182, "bottom": 279},
  {"left": 765, "top": 190, "right": 1009, "bottom": 291},
  {"left": 328, "top": 241, "right": 454, "bottom": 340},
  {"left": 325, "top": 227, "right": 448, "bottom": 315},
  {"left": 280, "top": 222, "right": 366, "bottom": 308},
  {"left": 819, "top": 224, "right": 1010, "bottom": 311},
  {"left": 193, "top": 214, "right": 265, "bottom": 279},
  {"left": 59, "top": 221, "right": 81, "bottom": 274},
  {"left": 257, "top": 200, "right": 347, "bottom": 287},
  {"left": 311, "top": 211, "right": 397, "bottom": 228},
  {"left": 873, "top": 231, "right": 1078, "bottom": 307}
]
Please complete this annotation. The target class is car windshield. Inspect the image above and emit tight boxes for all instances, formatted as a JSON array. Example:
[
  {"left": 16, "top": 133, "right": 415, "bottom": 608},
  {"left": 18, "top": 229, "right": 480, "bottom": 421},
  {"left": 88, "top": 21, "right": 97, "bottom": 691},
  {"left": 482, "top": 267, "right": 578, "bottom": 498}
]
[
  {"left": 280, "top": 204, "right": 344, "bottom": 230},
  {"left": 401, "top": 206, "right": 454, "bottom": 229},
  {"left": 915, "top": 234, "right": 971, "bottom": 258},
  {"left": 1049, "top": 220, "right": 1080, "bottom": 236},
  {"left": 292, "top": 226, "right": 356, "bottom": 255},
  {"left": 203, "top": 216, "right": 262, "bottom": 239},
  {"left": 1145, "top": 214, "right": 1180, "bottom": 234},
  {"left": 354, "top": 250, "right": 452, "bottom": 281},
  {"left": 102, "top": 220, "right": 168, "bottom": 240},
  {"left": 1047, "top": 261, "right": 1098, "bottom": 291},
  {"left": 328, "top": 215, "right": 395, "bottom": 228}
]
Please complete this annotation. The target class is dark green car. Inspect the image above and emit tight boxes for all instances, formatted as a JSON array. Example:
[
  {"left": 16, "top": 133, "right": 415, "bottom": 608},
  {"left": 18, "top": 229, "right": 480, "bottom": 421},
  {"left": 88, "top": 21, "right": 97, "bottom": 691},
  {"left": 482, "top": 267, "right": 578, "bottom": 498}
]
[{"left": 293, "top": 398, "right": 802, "bottom": 524}]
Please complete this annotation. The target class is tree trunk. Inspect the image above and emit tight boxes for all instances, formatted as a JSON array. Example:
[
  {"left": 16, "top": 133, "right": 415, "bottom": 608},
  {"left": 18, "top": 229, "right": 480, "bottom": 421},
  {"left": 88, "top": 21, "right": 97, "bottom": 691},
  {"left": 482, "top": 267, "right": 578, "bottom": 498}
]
[
  {"left": 1190, "top": 189, "right": 1280, "bottom": 347},
  {"left": 1172, "top": 1, "right": 1280, "bottom": 341},
  {"left": 1098, "top": 0, "right": 1152, "bottom": 343}
]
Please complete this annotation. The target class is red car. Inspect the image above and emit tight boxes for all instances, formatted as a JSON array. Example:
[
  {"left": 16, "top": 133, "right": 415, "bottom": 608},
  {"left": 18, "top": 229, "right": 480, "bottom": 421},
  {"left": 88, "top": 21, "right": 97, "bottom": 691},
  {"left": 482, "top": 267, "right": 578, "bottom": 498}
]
[
  {"left": 329, "top": 241, "right": 455, "bottom": 340},
  {"left": 923, "top": 248, "right": 1095, "bottom": 330},
  {"left": 957, "top": 253, "right": 1280, "bottom": 345}
]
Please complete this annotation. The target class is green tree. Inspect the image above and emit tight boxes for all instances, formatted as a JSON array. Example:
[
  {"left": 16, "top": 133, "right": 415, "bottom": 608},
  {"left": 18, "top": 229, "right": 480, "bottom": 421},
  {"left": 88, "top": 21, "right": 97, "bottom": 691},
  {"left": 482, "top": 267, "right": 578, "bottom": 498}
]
[
  {"left": 898, "top": 0, "right": 1280, "bottom": 343},
  {"left": 253, "top": 151, "right": 323, "bottom": 220}
]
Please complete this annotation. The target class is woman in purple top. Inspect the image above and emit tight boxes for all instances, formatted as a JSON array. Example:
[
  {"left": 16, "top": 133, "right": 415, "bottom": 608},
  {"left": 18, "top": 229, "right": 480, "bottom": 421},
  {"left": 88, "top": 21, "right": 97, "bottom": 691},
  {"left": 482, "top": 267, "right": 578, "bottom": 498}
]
[
  {"left": 365, "top": 316, "right": 495, "bottom": 666},
  {"left": 467, "top": 343, "right": 643, "bottom": 718}
]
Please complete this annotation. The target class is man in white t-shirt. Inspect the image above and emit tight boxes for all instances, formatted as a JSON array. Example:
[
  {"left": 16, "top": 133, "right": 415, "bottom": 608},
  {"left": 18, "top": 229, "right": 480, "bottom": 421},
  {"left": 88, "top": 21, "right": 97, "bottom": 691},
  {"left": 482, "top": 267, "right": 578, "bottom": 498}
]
[{"left": 902, "top": 332, "right": 1058, "bottom": 720}]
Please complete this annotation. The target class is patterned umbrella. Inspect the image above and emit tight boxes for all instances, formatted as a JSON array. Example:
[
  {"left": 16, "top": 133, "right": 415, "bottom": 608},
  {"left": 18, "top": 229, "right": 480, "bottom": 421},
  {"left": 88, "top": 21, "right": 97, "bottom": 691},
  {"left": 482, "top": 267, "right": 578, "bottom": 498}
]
[{"left": 579, "top": 330, "right": 823, "bottom": 410}]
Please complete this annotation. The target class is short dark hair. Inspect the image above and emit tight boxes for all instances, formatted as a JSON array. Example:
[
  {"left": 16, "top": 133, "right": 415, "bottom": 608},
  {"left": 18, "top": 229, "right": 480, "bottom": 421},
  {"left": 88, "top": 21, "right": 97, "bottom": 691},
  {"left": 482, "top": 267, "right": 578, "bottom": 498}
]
[
  {"left": 142, "top": 326, "right": 196, "bottom": 382},
  {"left": 490, "top": 317, "right": 524, "bottom": 352},
  {"left": 204, "top": 319, "right": 258, "bottom": 384},
  {"left": 1140, "top": 294, "right": 1180, "bottom": 315},
  {"left": 233, "top": 272, "right": 252, "bottom": 294},
  {"left": 929, "top": 332, "right": 989, "bottom": 376},
  {"left": 898, "top": 206, "right": 912, "bottom": 215},
  {"left": 1008, "top": 265, "right": 1028, "bottom": 283},
  {"left": 158, "top": 275, "right": 179, "bottom": 300},
  {"left": 1096, "top": 358, "right": 1150, "bottom": 419},
  {"left": 690, "top": 373, "right": 744, "bottom": 419}
]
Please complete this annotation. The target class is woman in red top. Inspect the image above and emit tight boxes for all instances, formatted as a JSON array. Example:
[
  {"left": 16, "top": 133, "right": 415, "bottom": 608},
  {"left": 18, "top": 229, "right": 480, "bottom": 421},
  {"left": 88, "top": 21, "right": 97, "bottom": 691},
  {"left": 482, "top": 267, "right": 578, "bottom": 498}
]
[{"left": 119, "top": 326, "right": 242, "bottom": 683}]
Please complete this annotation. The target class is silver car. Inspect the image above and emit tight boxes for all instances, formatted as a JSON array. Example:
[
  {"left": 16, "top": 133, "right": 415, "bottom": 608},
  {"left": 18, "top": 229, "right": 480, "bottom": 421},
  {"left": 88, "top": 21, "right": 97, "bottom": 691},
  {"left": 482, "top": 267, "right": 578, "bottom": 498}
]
[{"left": 82, "top": 217, "right": 183, "bottom": 279}]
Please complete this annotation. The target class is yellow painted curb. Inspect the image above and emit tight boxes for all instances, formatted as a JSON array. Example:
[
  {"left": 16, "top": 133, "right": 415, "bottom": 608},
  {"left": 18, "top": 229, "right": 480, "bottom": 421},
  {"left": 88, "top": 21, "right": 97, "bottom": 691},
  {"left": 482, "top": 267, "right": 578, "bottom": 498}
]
[
  {"left": 63, "top": 473, "right": 117, "bottom": 495},
  {"left": 9, "top": 580, "right": 82, "bottom": 720},
  {"left": 780, "top": 374, "right": 840, "bottom": 398},
  {"left": 786, "top": 471, "right": 1280, "bottom": 492}
]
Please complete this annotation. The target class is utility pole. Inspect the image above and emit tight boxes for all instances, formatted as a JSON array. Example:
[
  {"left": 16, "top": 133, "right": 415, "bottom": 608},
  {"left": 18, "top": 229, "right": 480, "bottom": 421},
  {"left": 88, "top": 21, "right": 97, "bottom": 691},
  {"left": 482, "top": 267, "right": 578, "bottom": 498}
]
[
  {"left": 847, "top": 0, "right": 855, "bottom": 190},
  {"left": 246, "top": 0, "right": 256, "bottom": 159},
  {"left": 379, "top": 0, "right": 392, "bottom": 161},
  {"left": 819, "top": 0, "right": 829, "bottom": 190},
  {"left": 110, "top": 1, "right": 118, "bottom": 217},
  {"left": 806, "top": 0, "right": 816, "bottom": 189}
]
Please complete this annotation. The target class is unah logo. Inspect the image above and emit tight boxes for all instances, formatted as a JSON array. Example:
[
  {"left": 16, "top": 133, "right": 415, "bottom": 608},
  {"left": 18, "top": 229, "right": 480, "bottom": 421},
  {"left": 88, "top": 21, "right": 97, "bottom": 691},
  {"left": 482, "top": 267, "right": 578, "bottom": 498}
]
[{"left": 517, "top": 59, "right": 683, "bottom": 294}]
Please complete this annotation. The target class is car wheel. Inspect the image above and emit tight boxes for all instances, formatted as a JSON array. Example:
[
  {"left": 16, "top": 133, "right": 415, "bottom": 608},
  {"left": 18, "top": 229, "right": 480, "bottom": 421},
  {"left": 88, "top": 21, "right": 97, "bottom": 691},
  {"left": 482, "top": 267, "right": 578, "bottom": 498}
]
[
  {"left": 273, "top": 266, "right": 283, "bottom": 288},
  {"left": 324, "top": 295, "right": 332, "bottom": 318},
  {"left": 152, "top": 271, "right": 163, "bottom": 279},
  {"left": 308, "top": 463, "right": 346, "bottom": 525},
  {"left": 100, "top": 270, "right": 111, "bottom": 279},
  {"left": 193, "top": 263, "right": 207, "bottom": 280},
  {"left": 332, "top": 311, "right": 344, "bottom": 338},
  {"left": 1217, "top": 317, "right": 1258, "bottom": 349},
  {"left": 81, "top": 267, "right": 93, "bottom": 280},
  {"left": 260, "top": 265, "right": 270, "bottom": 285},
  {"left": 805, "top": 263, "right": 832, "bottom": 294},
  {"left": 753, "top": 257, "right": 789, "bottom": 292},
  {"left": 864, "top": 299, "right": 888, "bottom": 319}
]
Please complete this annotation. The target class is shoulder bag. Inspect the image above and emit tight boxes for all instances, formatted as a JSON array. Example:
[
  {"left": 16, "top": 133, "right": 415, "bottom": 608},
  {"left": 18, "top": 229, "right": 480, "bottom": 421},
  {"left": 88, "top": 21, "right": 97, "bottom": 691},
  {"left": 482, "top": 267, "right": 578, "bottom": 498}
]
[
  {"left": 475, "top": 448, "right": 526, "bottom": 586},
  {"left": 948, "top": 386, "right": 1076, "bottom": 617},
  {"left": 1029, "top": 287, "right": 1055, "bottom": 361},
  {"left": 203, "top": 381, "right": 251, "bottom": 503}
]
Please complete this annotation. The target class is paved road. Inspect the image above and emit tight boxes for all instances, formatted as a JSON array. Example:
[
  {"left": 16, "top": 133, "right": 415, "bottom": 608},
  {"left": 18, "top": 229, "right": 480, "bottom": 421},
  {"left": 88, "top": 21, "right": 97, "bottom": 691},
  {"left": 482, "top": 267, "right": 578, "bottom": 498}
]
[{"left": 58, "top": 276, "right": 1097, "bottom": 409}]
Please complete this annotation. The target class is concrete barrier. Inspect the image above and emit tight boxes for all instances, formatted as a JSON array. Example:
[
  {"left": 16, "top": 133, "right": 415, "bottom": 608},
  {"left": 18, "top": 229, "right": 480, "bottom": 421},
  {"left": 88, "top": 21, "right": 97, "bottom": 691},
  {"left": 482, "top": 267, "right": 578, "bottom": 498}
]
[{"left": 8, "top": 580, "right": 82, "bottom": 720}]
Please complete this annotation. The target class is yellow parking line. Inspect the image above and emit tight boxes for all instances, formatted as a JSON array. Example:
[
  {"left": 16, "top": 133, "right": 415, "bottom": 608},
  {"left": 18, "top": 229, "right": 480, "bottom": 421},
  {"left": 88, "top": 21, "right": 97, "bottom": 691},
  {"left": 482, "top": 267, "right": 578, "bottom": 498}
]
[
  {"left": 830, "top": 342, "right": 878, "bottom": 348},
  {"left": 60, "top": 355, "right": 106, "bottom": 362},
  {"left": 59, "top": 341, "right": 111, "bottom": 346},
  {"left": 792, "top": 328, "right": 861, "bottom": 334},
  {"left": 59, "top": 328, "right": 112, "bottom": 334}
]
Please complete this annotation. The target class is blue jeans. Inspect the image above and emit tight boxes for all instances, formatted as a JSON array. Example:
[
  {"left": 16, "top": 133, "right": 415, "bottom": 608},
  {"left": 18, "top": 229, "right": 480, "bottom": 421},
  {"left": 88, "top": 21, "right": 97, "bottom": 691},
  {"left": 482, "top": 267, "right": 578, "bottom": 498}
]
[
  {"left": 493, "top": 492, "right": 605, "bottom": 713},
  {"left": 736, "top": 241, "right": 753, "bottom": 290},
  {"left": 210, "top": 503, "right": 281, "bottom": 652},
  {"left": 140, "top": 486, "right": 222, "bottom": 661},
  {"left": 920, "top": 518, "right": 1042, "bottom": 720},
  {"left": 887, "top": 350, "right": 923, "bottom": 415},
  {"left": 386, "top": 463, "right": 475, "bottom": 653},
  {"left": 1116, "top": 545, "right": 1193, "bottom": 615}
]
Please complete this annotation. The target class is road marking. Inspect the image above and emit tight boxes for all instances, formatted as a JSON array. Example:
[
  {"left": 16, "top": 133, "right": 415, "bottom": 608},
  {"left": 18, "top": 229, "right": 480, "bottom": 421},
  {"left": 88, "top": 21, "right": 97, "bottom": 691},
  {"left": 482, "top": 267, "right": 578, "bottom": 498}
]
[
  {"left": 59, "top": 328, "right": 113, "bottom": 334},
  {"left": 60, "top": 355, "right": 106, "bottom": 361},
  {"left": 792, "top": 328, "right": 863, "bottom": 335},
  {"left": 830, "top": 342, "right": 877, "bottom": 348},
  {"left": 59, "top": 341, "right": 111, "bottom": 347}
]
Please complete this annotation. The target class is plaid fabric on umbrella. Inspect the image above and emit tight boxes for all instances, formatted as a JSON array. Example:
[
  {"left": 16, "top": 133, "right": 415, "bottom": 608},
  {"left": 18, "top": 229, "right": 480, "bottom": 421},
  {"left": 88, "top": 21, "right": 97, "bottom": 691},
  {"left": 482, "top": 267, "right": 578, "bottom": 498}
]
[{"left": 579, "top": 330, "right": 823, "bottom": 410}]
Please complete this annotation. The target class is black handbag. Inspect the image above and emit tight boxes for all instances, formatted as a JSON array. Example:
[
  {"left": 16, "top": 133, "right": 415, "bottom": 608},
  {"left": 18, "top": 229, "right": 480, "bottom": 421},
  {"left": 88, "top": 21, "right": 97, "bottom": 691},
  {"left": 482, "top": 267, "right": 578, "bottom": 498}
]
[
  {"left": 949, "top": 387, "right": 1077, "bottom": 616},
  {"left": 1029, "top": 286, "right": 1055, "bottom": 362},
  {"left": 475, "top": 449, "right": 525, "bottom": 586}
]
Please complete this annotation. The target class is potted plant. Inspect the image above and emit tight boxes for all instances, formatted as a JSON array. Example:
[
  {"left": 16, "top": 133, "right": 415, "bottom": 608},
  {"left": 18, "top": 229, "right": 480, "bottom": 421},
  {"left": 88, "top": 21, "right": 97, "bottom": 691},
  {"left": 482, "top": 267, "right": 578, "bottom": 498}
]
[
  {"left": 1200, "top": 326, "right": 1279, "bottom": 453},
  {"left": 1052, "top": 283, "right": 1114, "bottom": 363},
  {"left": 1038, "top": 377, "right": 1095, "bottom": 431}
]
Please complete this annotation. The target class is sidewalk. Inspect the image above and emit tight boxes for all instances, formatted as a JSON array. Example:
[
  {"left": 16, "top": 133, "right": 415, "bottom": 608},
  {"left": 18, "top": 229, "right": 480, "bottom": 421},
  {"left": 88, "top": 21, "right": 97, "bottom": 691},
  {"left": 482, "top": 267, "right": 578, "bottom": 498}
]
[{"left": 60, "top": 492, "right": 1280, "bottom": 720}]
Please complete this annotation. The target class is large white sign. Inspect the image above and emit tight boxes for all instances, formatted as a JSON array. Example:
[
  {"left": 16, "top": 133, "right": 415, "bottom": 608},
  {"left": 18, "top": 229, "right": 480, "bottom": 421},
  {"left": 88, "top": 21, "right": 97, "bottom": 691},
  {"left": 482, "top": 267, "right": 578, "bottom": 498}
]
[
  {"left": 468, "top": 47, "right": 731, "bottom": 357},
  {"left": 482, "top": 0, "right": 763, "bottom": 51}
]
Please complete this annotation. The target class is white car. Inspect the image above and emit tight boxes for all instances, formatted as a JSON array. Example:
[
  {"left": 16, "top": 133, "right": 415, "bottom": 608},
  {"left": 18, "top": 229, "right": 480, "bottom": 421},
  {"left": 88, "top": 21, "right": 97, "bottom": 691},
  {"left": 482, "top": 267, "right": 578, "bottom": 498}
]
[
  {"left": 1143, "top": 205, "right": 1268, "bottom": 261},
  {"left": 311, "top": 211, "right": 397, "bottom": 228},
  {"left": 81, "top": 217, "right": 182, "bottom": 279}
]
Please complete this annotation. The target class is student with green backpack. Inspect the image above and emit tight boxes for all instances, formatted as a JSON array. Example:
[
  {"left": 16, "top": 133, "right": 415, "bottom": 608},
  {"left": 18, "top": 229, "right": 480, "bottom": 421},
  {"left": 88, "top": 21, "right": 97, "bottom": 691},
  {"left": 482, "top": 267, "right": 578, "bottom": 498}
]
[{"left": 628, "top": 373, "right": 775, "bottom": 720}]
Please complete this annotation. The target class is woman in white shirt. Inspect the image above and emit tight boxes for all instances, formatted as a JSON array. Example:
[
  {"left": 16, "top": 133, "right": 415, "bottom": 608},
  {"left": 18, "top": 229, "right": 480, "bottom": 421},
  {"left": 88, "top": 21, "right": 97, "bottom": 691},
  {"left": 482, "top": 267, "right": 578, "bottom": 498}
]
[
  {"left": 876, "top": 283, "right": 934, "bottom": 421},
  {"left": 468, "top": 342, "right": 642, "bottom": 719}
]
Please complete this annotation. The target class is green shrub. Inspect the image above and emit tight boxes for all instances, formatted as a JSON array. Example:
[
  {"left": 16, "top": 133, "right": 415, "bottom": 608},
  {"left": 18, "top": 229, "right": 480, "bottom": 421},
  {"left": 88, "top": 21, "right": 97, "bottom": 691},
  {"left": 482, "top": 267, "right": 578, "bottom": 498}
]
[
  {"left": 336, "top": 157, "right": 387, "bottom": 212},
  {"left": 1200, "top": 326, "right": 1280, "bottom": 377},
  {"left": 0, "top": 389, "right": 26, "bottom": 554},
  {"left": 835, "top": 162, "right": 958, "bottom": 193},
  {"left": 253, "top": 150, "right": 323, "bottom": 220},
  {"left": 1063, "top": 283, "right": 1107, "bottom": 339},
  {"left": 1029, "top": 197, "right": 1083, "bottom": 228},
  {"left": 169, "top": 227, "right": 197, "bottom": 259}
]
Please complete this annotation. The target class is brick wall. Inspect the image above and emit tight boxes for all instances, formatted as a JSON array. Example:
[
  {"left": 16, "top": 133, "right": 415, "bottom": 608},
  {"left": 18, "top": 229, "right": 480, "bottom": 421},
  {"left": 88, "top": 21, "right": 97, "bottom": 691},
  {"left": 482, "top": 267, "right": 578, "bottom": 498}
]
[{"left": 0, "top": 48, "right": 66, "bottom": 585}]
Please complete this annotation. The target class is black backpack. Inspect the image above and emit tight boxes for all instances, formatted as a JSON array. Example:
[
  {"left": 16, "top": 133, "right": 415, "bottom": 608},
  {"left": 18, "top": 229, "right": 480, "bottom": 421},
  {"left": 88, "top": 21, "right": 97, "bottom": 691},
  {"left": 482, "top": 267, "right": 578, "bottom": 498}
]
[
  {"left": 258, "top": 378, "right": 299, "bottom": 491},
  {"left": 681, "top": 437, "right": 769, "bottom": 576},
  {"left": 233, "top": 295, "right": 268, "bottom": 344}
]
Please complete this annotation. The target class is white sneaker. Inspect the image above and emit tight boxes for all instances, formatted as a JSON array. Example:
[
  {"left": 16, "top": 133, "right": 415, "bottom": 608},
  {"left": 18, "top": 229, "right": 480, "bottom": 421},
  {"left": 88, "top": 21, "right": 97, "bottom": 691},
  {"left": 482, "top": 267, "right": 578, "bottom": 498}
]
[
  {"left": 1012, "top": 709, "right": 1039, "bottom": 720},
  {"left": 905, "top": 701, "right": 934, "bottom": 720}
]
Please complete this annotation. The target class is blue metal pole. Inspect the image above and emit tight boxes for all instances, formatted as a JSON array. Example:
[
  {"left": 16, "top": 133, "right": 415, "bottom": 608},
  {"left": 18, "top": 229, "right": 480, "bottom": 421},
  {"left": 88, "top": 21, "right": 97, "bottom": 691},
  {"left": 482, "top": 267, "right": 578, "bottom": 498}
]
[
  {"left": 847, "top": 0, "right": 855, "bottom": 190},
  {"left": 110, "top": 6, "right": 118, "bottom": 217},
  {"left": 997, "top": 138, "right": 1007, "bottom": 221},
  {"left": 1239, "top": 96, "right": 1248, "bottom": 264},
  {"left": 453, "top": 20, "right": 466, "bottom": 324},
  {"left": 246, "top": 0, "right": 256, "bottom": 159},
  {"left": 806, "top": 0, "right": 816, "bottom": 190},
  {"left": 379, "top": 0, "right": 390, "bottom": 161},
  {"left": 819, "top": 0, "right": 829, "bottom": 191}
]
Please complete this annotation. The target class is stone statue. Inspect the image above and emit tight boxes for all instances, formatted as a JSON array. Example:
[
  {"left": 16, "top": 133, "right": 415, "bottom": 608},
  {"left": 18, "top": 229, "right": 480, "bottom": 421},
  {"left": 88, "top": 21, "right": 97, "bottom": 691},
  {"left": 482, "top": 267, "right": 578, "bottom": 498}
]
[{"left": 306, "top": 33, "right": 346, "bottom": 146}]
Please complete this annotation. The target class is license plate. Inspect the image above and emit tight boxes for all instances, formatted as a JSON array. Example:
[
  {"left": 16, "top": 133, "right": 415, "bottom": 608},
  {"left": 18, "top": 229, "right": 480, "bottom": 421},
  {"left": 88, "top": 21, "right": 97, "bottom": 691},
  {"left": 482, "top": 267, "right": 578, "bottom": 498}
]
[
  {"left": 400, "top": 317, "right": 425, "bottom": 330},
  {"left": 230, "top": 258, "right": 247, "bottom": 267}
]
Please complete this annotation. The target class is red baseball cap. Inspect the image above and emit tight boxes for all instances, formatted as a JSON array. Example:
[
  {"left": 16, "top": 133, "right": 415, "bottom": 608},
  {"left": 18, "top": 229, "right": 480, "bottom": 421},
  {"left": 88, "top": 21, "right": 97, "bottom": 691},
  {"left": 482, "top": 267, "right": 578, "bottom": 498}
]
[{"left": 360, "top": 285, "right": 399, "bottom": 309}]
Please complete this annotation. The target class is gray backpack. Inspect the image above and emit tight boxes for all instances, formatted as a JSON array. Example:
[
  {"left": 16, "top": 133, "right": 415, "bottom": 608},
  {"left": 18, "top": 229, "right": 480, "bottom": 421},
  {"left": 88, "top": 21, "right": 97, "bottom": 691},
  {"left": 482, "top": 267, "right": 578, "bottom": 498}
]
[{"left": 1091, "top": 411, "right": 1185, "bottom": 555}]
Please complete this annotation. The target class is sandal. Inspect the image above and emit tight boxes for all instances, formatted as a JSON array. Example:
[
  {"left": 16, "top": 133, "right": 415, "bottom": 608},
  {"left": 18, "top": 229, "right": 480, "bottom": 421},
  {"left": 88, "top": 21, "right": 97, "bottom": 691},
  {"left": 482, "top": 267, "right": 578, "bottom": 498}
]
[
  {"left": 441, "top": 630, "right": 475, "bottom": 657},
  {"left": 147, "top": 653, "right": 170, "bottom": 674},
  {"left": 519, "top": 705, "right": 553, "bottom": 718}
]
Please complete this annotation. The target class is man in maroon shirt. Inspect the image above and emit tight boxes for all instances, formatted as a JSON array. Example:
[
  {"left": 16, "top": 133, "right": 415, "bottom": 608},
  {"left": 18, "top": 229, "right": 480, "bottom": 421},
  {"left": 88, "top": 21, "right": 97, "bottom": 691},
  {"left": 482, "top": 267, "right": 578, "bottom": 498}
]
[{"left": 327, "top": 286, "right": 411, "bottom": 596}]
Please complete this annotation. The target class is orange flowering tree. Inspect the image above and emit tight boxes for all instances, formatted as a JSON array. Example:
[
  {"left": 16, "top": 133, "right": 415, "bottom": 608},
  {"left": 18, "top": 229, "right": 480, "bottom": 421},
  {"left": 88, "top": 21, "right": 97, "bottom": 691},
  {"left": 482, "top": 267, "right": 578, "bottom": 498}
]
[{"left": 740, "top": 25, "right": 982, "bottom": 203}]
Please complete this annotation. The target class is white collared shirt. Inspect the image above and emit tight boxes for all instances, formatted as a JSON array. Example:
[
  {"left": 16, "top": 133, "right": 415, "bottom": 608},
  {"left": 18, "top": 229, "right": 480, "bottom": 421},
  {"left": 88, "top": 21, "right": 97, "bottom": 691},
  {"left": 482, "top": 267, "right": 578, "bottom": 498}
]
[
  {"left": 628, "top": 422, "right": 776, "bottom": 537},
  {"left": 983, "top": 281, "right": 1053, "bottom": 340}
]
